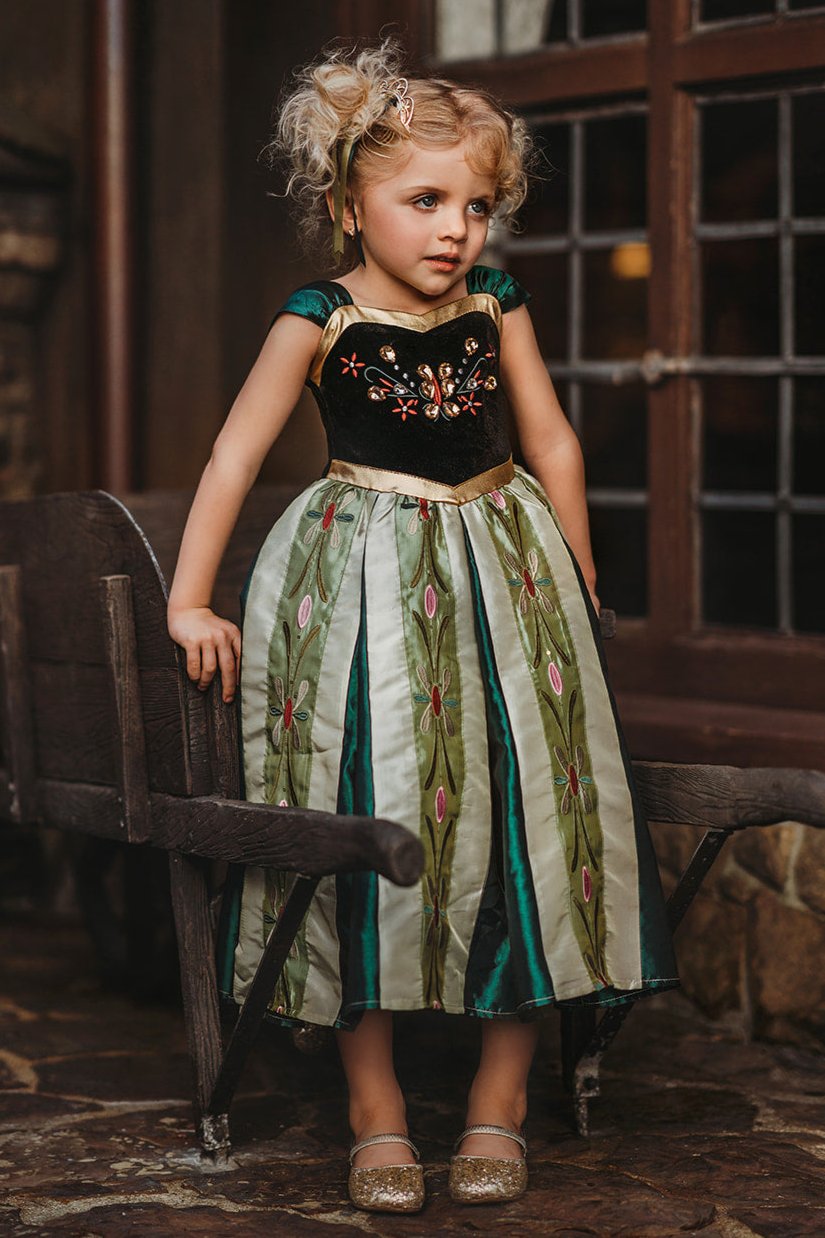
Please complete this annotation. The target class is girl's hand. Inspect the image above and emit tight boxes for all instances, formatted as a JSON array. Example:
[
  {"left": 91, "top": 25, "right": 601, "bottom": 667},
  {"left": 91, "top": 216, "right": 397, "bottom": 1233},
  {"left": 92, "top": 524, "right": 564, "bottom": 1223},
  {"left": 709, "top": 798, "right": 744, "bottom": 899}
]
[
  {"left": 584, "top": 579, "right": 601, "bottom": 615},
  {"left": 168, "top": 606, "right": 241, "bottom": 702}
]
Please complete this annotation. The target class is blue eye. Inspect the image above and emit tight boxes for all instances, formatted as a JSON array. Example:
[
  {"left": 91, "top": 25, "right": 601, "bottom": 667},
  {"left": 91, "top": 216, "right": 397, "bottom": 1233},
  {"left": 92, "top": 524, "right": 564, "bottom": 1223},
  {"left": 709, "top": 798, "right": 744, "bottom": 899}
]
[
  {"left": 470, "top": 200, "right": 491, "bottom": 216},
  {"left": 415, "top": 194, "right": 437, "bottom": 208}
]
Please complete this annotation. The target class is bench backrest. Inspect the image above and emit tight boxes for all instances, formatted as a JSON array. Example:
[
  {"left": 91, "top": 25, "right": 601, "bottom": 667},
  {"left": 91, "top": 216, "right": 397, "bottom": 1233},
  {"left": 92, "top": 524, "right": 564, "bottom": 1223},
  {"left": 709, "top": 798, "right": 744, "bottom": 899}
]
[{"left": 0, "top": 486, "right": 301, "bottom": 813}]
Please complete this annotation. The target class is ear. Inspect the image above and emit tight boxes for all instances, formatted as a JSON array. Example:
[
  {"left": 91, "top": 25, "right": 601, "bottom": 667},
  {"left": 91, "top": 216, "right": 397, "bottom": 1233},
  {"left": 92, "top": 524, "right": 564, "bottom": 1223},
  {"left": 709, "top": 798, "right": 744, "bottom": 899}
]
[{"left": 324, "top": 186, "right": 356, "bottom": 235}]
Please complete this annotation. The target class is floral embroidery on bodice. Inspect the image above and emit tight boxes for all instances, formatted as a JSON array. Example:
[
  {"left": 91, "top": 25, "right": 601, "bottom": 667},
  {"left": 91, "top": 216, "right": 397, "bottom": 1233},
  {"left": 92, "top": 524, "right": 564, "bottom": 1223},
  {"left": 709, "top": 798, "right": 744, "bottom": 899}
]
[{"left": 274, "top": 266, "right": 531, "bottom": 488}]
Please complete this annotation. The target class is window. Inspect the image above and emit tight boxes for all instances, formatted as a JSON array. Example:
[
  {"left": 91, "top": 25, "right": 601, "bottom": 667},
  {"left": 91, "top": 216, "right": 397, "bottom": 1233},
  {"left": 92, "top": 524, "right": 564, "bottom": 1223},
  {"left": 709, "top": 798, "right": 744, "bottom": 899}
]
[{"left": 419, "top": 0, "right": 825, "bottom": 764}]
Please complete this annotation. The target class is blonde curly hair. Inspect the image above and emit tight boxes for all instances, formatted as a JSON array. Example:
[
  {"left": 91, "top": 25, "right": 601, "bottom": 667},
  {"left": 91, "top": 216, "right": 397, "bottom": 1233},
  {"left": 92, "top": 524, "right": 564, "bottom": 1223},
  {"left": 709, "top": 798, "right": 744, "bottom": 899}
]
[{"left": 263, "top": 37, "right": 535, "bottom": 265}]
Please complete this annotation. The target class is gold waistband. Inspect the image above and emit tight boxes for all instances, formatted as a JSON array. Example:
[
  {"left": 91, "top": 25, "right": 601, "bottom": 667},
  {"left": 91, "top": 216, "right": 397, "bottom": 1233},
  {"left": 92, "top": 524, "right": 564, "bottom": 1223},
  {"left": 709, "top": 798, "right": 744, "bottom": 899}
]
[{"left": 325, "top": 456, "right": 515, "bottom": 505}]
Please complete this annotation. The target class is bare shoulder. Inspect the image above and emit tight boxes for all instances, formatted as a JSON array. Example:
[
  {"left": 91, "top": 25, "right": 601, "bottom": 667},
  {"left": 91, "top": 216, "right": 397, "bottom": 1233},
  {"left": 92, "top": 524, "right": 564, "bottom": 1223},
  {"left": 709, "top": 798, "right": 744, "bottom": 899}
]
[{"left": 499, "top": 303, "right": 544, "bottom": 379}]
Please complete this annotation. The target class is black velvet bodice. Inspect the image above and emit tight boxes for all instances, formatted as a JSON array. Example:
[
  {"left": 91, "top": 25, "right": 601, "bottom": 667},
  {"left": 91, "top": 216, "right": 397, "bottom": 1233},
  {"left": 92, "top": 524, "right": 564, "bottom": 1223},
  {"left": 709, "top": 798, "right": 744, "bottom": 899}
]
[{"left": 274, "top": 266, "right": 531, "bottom": 487}]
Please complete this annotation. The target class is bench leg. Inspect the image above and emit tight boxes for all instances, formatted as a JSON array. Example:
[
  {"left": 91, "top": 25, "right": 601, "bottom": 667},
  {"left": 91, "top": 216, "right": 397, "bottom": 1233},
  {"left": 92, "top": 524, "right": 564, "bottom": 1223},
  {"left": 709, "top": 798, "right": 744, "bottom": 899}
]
[
  {"left": 168, "top": 851, "right": 230, "bottom": 1157},
  {"left": 206, "top": 874, "right": 320, "bottom": 1121}
]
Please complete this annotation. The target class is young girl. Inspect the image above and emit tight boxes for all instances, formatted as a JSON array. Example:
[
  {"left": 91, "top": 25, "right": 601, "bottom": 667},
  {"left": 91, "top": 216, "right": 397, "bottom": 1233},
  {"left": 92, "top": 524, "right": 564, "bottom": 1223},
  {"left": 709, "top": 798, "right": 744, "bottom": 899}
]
[{"left": 168, "top": 39, "right": 679, "bottom": 1215}]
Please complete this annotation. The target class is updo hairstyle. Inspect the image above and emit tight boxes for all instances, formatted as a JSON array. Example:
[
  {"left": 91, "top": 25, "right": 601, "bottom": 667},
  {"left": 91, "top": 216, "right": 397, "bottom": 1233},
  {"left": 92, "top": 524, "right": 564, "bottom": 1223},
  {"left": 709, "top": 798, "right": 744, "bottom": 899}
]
[{"left": 264, "top": 37, "right": 535, "bottom": 264}]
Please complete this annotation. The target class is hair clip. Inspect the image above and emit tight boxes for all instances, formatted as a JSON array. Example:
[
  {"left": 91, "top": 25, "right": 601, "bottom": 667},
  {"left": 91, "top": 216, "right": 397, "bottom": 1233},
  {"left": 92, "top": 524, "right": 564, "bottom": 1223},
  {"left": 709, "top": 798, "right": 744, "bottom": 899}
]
[{"left": 380, "top": 77, "right": 414, "bottom": 131}]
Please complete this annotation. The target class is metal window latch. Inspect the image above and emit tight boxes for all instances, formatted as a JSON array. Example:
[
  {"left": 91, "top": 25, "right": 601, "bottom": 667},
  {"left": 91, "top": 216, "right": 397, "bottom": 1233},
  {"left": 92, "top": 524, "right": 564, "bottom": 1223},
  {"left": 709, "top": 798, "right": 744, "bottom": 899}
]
[{"left": 639, "top": 349, "right": 693, "bottom": 386}]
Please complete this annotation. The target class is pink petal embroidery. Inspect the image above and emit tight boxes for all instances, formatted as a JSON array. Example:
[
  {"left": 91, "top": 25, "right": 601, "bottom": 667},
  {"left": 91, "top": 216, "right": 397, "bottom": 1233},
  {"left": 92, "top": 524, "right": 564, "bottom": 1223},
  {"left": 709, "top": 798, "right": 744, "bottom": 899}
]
[
  {"left": 435, "top": 785, "right": 446, "bottom": 823},
  {"left": 424, "top": 584, "right": 438, "bottom": 619},
  {"left": 490, "top": 489, "right": 506, "bottom": 509},
  {"left": 548, "top": 661, "right": 563, "bottom": 696},
  {"left": 279, "top": 799, "right": 288, "bottom": 807},
  {"left": 582, "top": 865, "right": 592, "bottom": 903},
  {"left": 297, "top": 593, "right": 312, "bottom": 629}
]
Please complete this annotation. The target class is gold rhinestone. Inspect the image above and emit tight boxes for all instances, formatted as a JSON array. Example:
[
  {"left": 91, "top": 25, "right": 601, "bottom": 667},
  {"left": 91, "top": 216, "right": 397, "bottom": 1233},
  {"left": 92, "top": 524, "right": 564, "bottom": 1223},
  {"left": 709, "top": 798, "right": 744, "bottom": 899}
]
[
  {"left": 465, "top": 337, "right": 479, "bottom": 354},
  {"left": 368, "top": 386, "right": 387, "bottom": 401},
  {"left": 379, "top": 344, "right": 396, "bottom": 363}
]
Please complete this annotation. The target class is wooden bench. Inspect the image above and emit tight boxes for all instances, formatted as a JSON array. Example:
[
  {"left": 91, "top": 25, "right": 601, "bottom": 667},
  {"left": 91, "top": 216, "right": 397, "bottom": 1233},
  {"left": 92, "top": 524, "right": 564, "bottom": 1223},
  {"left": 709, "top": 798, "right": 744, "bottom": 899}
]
[{"left": 1, "top": 487, "right": 823, "bottom": 1147}]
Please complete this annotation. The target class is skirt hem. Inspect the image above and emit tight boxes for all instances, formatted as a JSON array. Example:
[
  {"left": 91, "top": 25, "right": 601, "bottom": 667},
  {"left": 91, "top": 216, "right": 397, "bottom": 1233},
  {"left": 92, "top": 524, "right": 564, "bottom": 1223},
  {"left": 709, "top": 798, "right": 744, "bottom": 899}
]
[{"left": 220, "top": 976, "right": 681, "bottom": 1032}]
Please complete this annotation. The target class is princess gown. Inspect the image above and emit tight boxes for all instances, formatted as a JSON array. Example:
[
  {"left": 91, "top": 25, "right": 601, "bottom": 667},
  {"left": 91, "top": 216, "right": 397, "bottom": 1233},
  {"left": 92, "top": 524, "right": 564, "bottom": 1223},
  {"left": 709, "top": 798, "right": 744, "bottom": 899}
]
[{"left": 217, "top": 264, "right": 679, "bottom": 1030}]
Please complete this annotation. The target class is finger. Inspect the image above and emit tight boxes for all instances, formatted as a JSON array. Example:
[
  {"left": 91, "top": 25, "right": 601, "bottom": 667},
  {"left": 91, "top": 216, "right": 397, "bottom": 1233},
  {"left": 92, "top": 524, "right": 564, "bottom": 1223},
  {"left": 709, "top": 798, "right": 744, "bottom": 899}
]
[
  {"left": 198, "top": 645, "right": 217, "bottom": 691},
  {"left": 185, "top": 646, "right": 202, "bottom": 683},
  {"left": 216, "top": 637, "right": 238, "bottom": 701}
]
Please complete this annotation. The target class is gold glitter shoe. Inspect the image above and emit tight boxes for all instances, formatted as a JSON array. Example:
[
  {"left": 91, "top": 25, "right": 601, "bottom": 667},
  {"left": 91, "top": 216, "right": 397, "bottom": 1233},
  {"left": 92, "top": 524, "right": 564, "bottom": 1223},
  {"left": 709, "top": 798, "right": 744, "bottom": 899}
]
[
  {"left": 347, "top": 1132, "right": 425, "bottom": 1213},
  {"left": 449, "top": 1123, "right": 528, "bottom": 1204}
]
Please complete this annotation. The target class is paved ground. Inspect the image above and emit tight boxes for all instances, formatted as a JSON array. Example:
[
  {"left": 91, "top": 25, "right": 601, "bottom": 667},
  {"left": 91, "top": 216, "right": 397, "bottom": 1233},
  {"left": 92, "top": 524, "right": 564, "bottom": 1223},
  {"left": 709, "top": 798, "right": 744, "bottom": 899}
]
[{"left": 1, "top": 913, "right": 823, "bottom": 1237}]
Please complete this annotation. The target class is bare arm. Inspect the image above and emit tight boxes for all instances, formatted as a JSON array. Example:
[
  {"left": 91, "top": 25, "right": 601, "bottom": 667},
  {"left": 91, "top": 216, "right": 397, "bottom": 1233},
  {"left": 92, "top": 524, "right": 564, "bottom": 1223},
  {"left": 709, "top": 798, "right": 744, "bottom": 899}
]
[
  {"left": 167, "top": 312, "right": 322, "bottom": 700},
  {"left": 500, "top": 305, "right": 599, "bottom": 611}
]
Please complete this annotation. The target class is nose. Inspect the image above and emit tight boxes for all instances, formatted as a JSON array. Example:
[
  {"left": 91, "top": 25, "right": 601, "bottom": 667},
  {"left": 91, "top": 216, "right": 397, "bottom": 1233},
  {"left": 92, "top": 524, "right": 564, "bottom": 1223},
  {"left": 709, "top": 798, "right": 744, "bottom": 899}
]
[{"left": 438, "top": 205, "right": 468, "bottom": 244}]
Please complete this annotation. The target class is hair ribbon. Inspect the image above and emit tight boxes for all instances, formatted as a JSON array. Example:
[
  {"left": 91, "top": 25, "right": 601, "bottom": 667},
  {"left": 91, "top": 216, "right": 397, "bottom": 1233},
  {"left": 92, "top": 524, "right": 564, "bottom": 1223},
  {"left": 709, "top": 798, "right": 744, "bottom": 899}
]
[{"left": 331, "top": 78, "right": 415, "bottom": 258}]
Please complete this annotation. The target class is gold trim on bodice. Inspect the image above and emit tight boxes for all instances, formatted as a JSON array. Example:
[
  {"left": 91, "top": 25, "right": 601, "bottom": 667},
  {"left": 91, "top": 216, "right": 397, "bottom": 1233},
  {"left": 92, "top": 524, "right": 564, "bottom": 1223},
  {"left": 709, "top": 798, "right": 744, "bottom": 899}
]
[
  {"left": 325, "top": 455, "right": 515, "bottom": 505},
  {"left": 309, "top": 293, "right": 503, "bottom": 386}
]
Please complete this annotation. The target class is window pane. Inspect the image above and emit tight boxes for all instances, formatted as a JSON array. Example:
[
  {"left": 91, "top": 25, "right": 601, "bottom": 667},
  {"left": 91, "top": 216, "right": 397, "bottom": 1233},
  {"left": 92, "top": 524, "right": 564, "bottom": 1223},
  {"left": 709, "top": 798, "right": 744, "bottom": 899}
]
[
  {"left": 435, "top": 0, "right": 496, "bottom": 60},
  {"left": 702, "top": 510, "right": 777, "bottom": 628},
  {"left": 702, "top": 377, "right": 778, "bottom": 491},
  {"left": 700, "top": 238, "right": 779, "bottom": 355},
  {"left": 583, "top": 247, "right": 648, "bottom": 358},
  {"left": 581, "top": 383, "right": 647, "bottom": 489},
  {"left": 506, "top": 252, "right": 568, "bottom": 359},
  {"left": 589, "top": 507, "right": 647, "bottom": 616},
  {"left": 794, "top": 378, "right": 825, "bottom": 496},
  {"left": 503, "top": 0, "right": 559, "bottom": 53},
  {"left": 700, "top": 99, "right": 778, "bottom": 223},
  {"left": 585, "top": 114, "right": 647, "bottom": 231},
  {"left": 794, "top": 236, "right": 825, "bottom": 357},
  {"left": 581, "top": 0, "right": 647, "bottom": 38},
  {"left": 793, "top": 515, "right": 825, "bottom": 634},
  {"left": 544, "top": 0, "right": 568, "bottom": 42},
  {"left": 519, "top": 122, "right": 570, "bottom": 235},
  {"left": 793, "top": 93, "right": 825, "bottom": 217},
  {"left": 700, "top": 0, "right": 774, "bottom": 19},
  {"left": 789, "top": 0, "right": 825, "bottom": 9}
]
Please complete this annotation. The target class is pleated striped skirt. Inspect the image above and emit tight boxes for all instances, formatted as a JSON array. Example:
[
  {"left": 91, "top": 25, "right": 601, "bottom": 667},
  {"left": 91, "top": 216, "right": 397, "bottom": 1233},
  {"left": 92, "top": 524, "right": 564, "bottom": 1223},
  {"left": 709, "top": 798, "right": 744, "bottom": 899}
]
[{"left": 218, "top": 463, "right": 679, "bottom": 1029}]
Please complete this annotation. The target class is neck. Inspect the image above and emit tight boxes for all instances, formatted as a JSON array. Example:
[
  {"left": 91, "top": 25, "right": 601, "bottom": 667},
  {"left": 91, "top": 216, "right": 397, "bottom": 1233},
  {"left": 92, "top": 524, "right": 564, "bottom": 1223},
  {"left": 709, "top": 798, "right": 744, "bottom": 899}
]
[{"left": 335, "top": 266, "right": 473, "bottom": 314}]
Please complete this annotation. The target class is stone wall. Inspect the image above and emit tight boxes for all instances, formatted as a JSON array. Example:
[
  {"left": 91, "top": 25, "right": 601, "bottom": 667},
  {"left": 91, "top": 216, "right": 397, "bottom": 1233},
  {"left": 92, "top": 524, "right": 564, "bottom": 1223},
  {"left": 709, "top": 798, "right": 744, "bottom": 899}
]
[{"left": 650, "top": 818, "right": 825, "bottom": 1050}]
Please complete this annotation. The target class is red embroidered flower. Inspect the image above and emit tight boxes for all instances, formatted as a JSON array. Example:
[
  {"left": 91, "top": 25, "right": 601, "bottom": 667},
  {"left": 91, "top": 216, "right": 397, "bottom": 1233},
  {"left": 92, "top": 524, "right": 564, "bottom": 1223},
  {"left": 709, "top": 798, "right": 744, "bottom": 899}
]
[
  {"left": 458, "top": 392, "right": 483, "bottom": 416},
  {"left": 415, "top": 666, "right": 457, "bottom": 736},
  {"left": 393, "top": 398, "right": 418, "bottom": 421},
  {"left": 340, "top": 352, "right": 364, "bottom": 377}
]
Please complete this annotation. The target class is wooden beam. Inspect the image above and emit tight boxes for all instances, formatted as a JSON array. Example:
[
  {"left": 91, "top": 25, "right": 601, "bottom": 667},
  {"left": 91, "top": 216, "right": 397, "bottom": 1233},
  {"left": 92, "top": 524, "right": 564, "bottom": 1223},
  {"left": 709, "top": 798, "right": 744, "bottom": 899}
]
[
  {"left": 34, "top": 779, "right": 425, "bottom": 884},
  {"left": 0, "top": 565, "right": 36, "bottom": 823},
  {"left": 633, "top": 760, "right": 825, "bottom": 829},
  {"left": 674, "top": 14, "right": 825, "bottom": 87},
  {"left": 99, "top": 574, "right": 152, "bottom": 844},
  {"left": 90, "top": 0, "right": 137, "bottom": 491},
  {"left": 617, "top": 690, "right": 825, "bottom": 770},
  {"left": 431, "top": 38, "right": 648, "bottom": 109},
  {"left": 647, "top": 0, "right": 695, "bottom": 636}
]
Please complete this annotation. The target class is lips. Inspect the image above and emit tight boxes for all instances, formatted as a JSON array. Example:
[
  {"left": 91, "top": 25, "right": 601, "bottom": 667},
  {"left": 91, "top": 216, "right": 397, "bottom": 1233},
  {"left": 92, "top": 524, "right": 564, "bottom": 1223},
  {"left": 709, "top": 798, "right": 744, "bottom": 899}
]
[{"left": 425, "top": 253, "right": 460, "bottom": 268}]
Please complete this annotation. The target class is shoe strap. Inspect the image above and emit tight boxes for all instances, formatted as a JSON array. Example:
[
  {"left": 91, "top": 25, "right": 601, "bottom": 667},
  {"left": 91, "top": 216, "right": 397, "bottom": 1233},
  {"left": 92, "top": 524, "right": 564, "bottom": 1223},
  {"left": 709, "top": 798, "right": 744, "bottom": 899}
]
[
  {"left": 349, "top": 1132, "right": 420, "bottom": 1165},
  {"left": 453, "top": 1124, "right": 526, "bottom": 1154}
]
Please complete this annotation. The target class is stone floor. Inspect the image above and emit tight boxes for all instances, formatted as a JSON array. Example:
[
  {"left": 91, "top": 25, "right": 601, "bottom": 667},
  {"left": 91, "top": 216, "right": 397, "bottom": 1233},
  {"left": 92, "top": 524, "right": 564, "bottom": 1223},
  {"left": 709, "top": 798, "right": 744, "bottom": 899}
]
[{"left": 1, "top": 914, "right": 824, "bottom": 1237}]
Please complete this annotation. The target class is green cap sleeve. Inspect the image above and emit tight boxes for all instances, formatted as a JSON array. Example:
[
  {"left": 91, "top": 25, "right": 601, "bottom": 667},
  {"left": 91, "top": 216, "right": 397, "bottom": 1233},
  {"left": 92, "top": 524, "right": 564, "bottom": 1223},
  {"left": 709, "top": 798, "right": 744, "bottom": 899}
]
[
  {"left": 467, "top": 265, "right": 531, "bottom": 313},
  {"left": 268, "top": 281, "right": 353, "bottom": 332}
]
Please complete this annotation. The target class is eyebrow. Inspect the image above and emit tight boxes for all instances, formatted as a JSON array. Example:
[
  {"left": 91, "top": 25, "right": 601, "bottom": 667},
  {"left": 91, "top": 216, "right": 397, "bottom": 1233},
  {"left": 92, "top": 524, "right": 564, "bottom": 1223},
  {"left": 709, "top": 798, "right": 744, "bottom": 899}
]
[{"left": 402, "top": 184, "right": 494, "bottom": 197}]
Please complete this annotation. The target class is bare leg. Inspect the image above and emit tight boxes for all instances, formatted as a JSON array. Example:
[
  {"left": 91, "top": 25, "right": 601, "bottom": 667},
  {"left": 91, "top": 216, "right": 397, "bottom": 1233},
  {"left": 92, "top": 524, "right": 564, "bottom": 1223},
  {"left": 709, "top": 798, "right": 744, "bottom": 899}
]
[
  {"left": 459, "top": 1018, "right": 540, "bottom": 1158},
  {"left": 335, "top": 1010, "right": 415, "bottom": 1168}
]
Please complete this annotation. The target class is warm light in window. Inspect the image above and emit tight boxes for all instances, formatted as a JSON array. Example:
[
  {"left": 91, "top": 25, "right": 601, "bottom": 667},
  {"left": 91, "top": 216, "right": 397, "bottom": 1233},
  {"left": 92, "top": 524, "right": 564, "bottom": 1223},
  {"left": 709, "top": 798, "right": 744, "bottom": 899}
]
[{"left": 610, "top": 242, "right": 651, "bottom": 279}]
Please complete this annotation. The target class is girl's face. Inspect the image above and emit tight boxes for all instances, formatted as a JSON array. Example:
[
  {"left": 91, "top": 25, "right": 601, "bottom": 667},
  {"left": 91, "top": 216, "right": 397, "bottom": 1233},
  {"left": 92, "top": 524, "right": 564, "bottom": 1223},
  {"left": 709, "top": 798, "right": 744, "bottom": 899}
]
[{"left": 352, "top": 141, "right": 496, "bottom": 302}]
